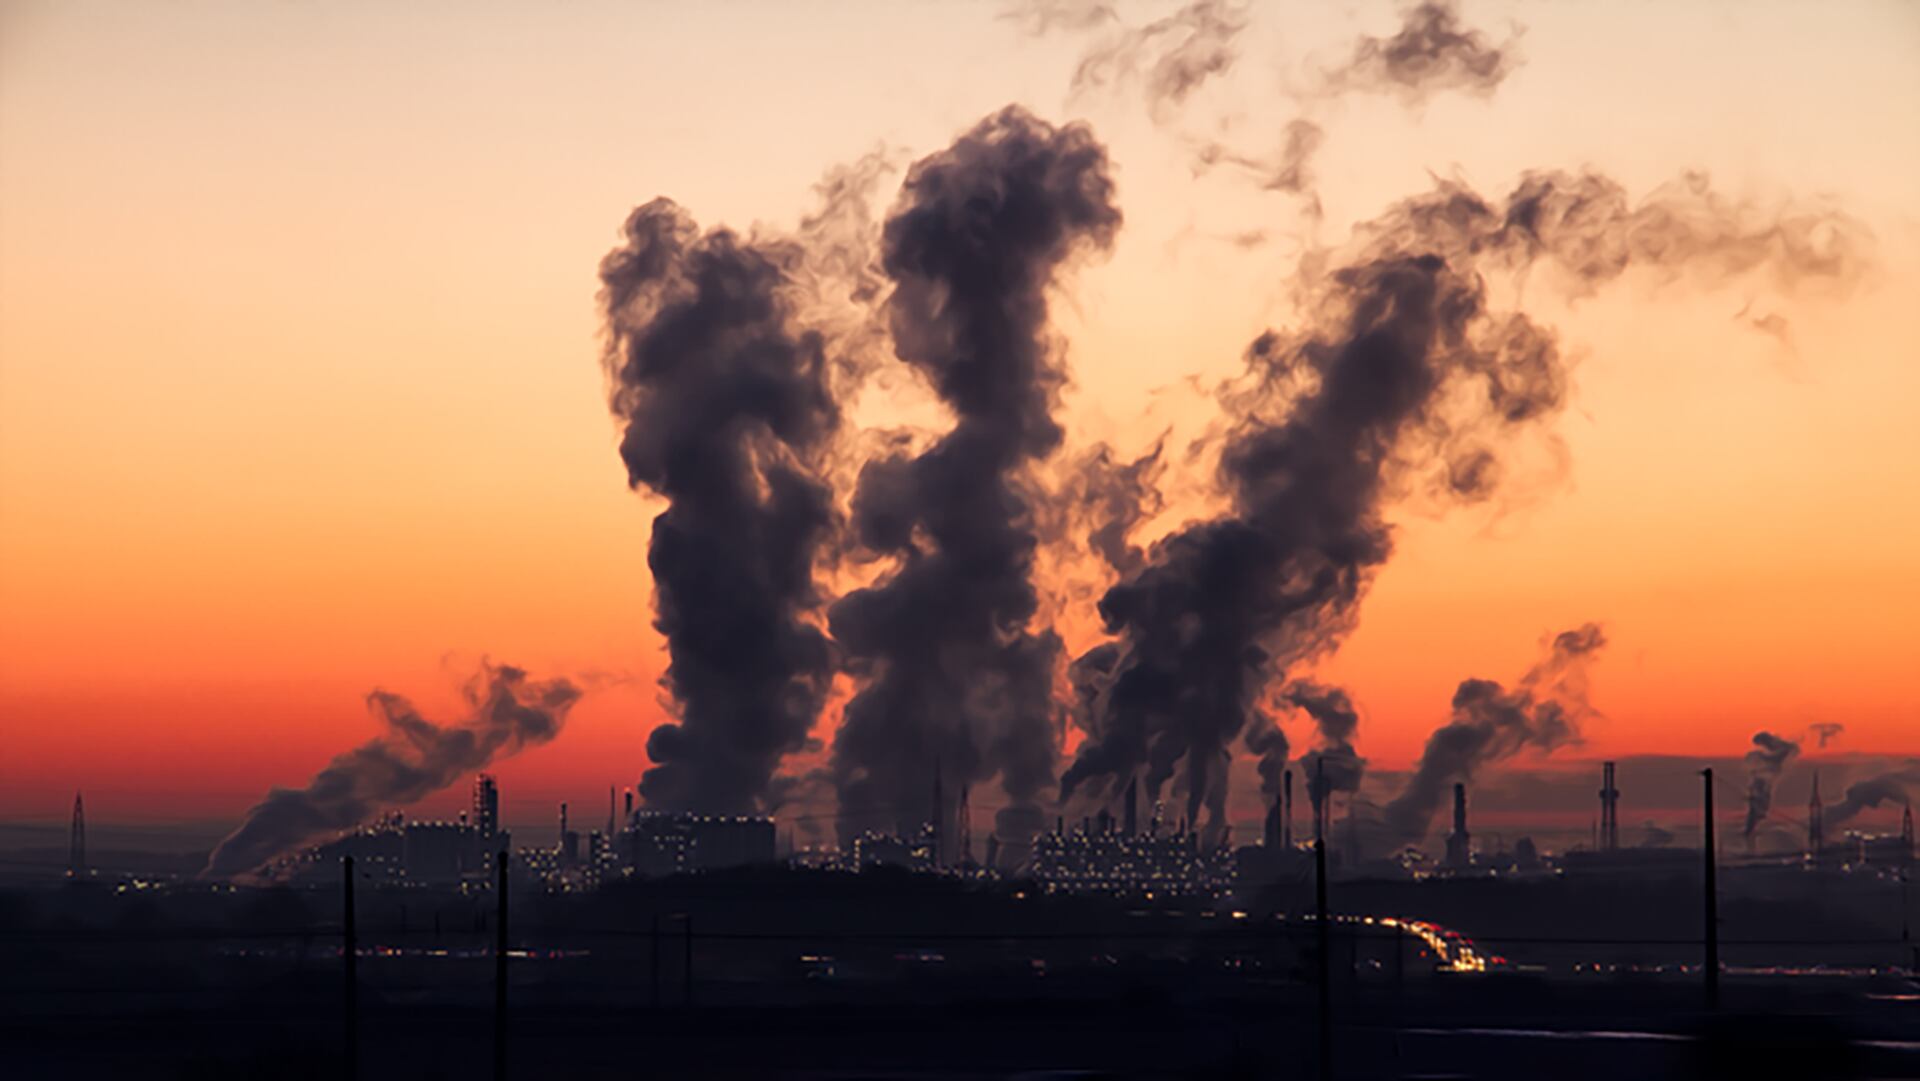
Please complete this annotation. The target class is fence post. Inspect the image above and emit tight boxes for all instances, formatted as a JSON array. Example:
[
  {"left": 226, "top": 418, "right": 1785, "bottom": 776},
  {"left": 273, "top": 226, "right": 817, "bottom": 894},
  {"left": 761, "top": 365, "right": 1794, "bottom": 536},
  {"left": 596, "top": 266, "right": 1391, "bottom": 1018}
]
[
  {"left": 495, "top": 849, "right": 508, "bottom": 1081},
  {"left": 1702, "top": 768, "right": 1719, "bottom": 1011},
  {"left": 1316, "top": 837, "right": 1331, "bottom": 1081},
  {"left": 343, "top": 855, "right": 357, "bottom": 1081}
]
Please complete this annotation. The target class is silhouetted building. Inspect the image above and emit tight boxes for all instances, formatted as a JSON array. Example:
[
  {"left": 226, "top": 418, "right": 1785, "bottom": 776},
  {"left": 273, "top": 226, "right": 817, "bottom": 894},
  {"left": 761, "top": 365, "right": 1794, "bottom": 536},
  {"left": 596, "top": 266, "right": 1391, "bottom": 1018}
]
[
  {"left": 472, "top": 774, "right": 499, "bottom": 838},
  {"left": 1032, "top": 821, "right": 1234, "bottom": 900}
]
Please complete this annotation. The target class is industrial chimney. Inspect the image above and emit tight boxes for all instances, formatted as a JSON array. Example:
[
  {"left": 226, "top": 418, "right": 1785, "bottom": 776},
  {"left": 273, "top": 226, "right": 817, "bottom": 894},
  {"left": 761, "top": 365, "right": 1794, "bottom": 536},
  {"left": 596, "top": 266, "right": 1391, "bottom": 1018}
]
[
  {"left": 1445, "top": 783, "right": 1471, "bottom": 870},
  {"left": 1599, "top": 762, "right": 1621, "bottom": 852}
]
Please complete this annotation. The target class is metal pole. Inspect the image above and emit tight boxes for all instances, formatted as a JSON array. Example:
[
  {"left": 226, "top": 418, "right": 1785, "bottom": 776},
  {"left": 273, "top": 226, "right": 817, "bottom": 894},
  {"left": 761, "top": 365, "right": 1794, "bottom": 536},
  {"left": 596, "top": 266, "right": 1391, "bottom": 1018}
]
[
  {"left": 343, "top": 855, "right": 357, "bottom": 1081},
  {"left": 683, "top": 915, "right": 694, "bottom": 1007},
  {"left": 494, "top": 849, "right": 509, "bottom": 1081},
  {"left": 1702, "top": 768, "right": 1719, "bottom": 1011},
  {"left": 1316, "top": 837, "right": 1332, "bottom": 1081}
]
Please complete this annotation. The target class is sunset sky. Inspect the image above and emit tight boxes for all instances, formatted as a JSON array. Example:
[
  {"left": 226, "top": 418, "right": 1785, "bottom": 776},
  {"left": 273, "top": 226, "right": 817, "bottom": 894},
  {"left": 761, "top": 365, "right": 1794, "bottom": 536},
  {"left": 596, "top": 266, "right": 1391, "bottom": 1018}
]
[{"left": 2, "top": 1, "right": 1916, "bottom": 838}]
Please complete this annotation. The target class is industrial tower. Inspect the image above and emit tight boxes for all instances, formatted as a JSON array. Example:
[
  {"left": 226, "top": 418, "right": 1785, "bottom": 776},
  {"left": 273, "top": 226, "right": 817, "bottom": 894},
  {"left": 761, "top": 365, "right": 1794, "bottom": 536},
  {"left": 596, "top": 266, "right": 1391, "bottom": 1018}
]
[
  {"left": 1808, "top": 772, "right": 1824, "bottom": 857},
  {"left": 1599, "top": 761, "right": 1621, "bottom": 852},
  {"left": 1445, "top": 783, "right": 1472, "bottom": 870},
  {"left": 69, "top": 792, "right": 85, "bottom": 877}
]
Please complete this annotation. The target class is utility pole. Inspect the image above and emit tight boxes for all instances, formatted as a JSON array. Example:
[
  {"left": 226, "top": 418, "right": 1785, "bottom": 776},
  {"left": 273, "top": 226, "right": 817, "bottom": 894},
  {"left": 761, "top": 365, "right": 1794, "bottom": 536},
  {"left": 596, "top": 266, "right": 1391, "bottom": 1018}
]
[
  {"left": 1702, "top": 768, "right": 1719, "bottom": 1011},
  {"left": 343, "top": 856, "right": 357, "bottom": 1081},
  {"left": 494, "top": 849, "right": 509, "bottom": 1081},
  {"left": 1316, "top": 836, "right": 1332, "bottom": 1081}
]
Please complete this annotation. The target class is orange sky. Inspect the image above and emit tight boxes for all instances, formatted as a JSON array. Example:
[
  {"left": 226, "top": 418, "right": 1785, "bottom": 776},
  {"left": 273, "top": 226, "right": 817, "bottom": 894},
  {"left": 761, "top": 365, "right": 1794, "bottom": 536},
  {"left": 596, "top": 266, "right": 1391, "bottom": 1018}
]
[{"left": 2, "top": 1, "right": 1916, "bottom": 828}]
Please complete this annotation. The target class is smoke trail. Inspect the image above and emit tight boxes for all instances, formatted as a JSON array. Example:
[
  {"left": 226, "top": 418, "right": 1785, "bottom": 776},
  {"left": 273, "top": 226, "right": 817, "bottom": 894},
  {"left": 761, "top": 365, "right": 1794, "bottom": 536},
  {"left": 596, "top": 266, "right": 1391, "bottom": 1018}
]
[
  {"left": 1286, "top": 681, "right": 1367, "bottom": 823},
  {"left": 204, "top": 663, "right": 582, "bottom": 880},
  {"left": 1023, "top": 0, "right": 1249, "bottom": 119},
  {"left": 1380, "top": 625, "right": 1605, "bottom": 845},
  {"left": 1742, "top": 730, "right": 1800, "bottom": 841},
  {"left": 1808, "top": 722, "right": 1844, "bottom": 748},
  {"left": 1825, "top": 761, "right": 1920, "bottom": 830},
  {"left": 599, "top": 198, "right": 845, "bottom": 814},
  {"left": 1323, "top": 0, "right": 1520, "bottom": 104},
  {"left": 1068, "top": 441, "right": 1168, "bottom": 578},
  {"left": 827, "top": 107, "right": 1122, "bottom": 841}
]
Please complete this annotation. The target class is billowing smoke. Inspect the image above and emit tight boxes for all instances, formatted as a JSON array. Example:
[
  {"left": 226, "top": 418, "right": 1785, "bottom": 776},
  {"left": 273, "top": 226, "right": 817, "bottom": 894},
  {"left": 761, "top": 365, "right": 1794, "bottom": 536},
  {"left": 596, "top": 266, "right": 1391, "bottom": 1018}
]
[
  {"left": 205, "top": 663, "right": 582, "bottom": 880},
  {"left": 1825, "top": 761, "right": 1920, "bottom": 830},
  {"left": 599, "top": 198, "right": 843, "bottom": 814},
  {"left": 1061, "top": 0, "right": 1249, "bottom": 117},
  {"left": 1286, "top": 682, "right": 1366, "bottom": 827},
  {"left": 827, "top": 107, "right": 1122, "bottom": 840},
  {"left": 1809, "top": 722, "right": 1844, "bottom": 748},
  {"left": 1069, "top": 441, "right": 1168, "bottom": 578},
  {"left": 1323, "top": 0, "right": 1520, "bottom": 104},
  {"left": 1381, "top": 625, "right": 1606, "bottom": 845},
  {"left": 1742, "top": 730, "right": 1800, "bottom": 841}
]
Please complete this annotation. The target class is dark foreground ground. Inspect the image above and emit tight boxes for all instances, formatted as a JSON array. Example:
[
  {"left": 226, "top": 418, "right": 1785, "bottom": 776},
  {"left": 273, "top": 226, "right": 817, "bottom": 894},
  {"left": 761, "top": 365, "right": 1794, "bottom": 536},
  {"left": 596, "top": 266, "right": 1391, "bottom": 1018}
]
[{"left": 5, "top": 976, "right": 1918, "bottom": 1080}]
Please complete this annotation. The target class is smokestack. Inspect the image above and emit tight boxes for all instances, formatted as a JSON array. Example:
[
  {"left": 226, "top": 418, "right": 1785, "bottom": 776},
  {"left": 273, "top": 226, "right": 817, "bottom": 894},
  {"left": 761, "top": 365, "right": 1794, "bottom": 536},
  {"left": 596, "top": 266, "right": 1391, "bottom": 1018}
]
[
  {"left": 624, "top": 789, "right": 633, "bottom": 821},
  {"left": 1445, "top": 782, "right": 1471, "bottom": 870},
  {"left": 958, "top": 784, "right": 972, "bottom": 867},
  {"left": 69, "top": 792, "right": 85, "bottom": 878},
  {"left": 931, "top": 760, "right": 945, "bottom": 868},
  {"left": 1283, "top": 769, "right": 1294, "bottom": 848},
  {"left": 1903, "top": 802, "right": 1915, "bottom": 863},
  {"left": 1600, "top": 761, "right": 1620, "bottom": 853},
  {"left": 559, "top": 802, "right": 568, "bottom": 849},
  {"left": 1264, "top": 791, "right": 1281, "bottom": 849},
  {"left": 1123, "top": 776, "right": 1139, "bottom": 838},
  {"left": 1809, "top": 771, "right": 1824, "bottom": 857},
  {"left": 607, "top": 785, "right": 616, "bottom": 839}
]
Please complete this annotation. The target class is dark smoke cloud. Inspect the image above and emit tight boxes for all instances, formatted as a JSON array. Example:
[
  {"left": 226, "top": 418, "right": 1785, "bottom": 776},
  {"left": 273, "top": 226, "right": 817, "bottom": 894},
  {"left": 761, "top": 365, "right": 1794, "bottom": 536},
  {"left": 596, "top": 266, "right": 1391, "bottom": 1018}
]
[
  {"left": 1057, "top": 163, "right": 1862, "bottom": 837},
  {"left": 205, "top": 663, "right": 582, "bottom": 880},
  {"left": 1381, "top": 624, "right": 1607, "bottom": 845},
  {"left": 1825, "top": 761, "right": 1920, "bottom": 830},
  {"left": 1068, "top": 440, "right": 1168, "bottom": 578},
  {"left": 1742, "top": 730, "right": 1800, "bottom": 841},
  {"left": 1048, "top": 0, "right": 1251, "bottom": 119},
  {"left": 828, "top": 107, "right": 1121, "bottom": 841},
  {"left": 599, "top": 198, "right": 843, "bottom": 814},
  {"left": 1286, "top": 682, "right": 1366, "bottom": 824},
  {"left": 1323, "top": 0, "right": 1520, "bottom": 104},
  {"left": 1808, "top": 722, "right": 1844, "bottom": 748}
]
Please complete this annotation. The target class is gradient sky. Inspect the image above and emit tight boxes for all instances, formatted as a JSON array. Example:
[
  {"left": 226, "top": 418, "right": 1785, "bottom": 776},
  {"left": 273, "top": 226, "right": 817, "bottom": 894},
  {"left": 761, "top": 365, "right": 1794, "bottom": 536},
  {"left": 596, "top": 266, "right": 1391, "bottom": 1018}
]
[{"left": 2, "top": 1, "right": 1916, "bottom": 834}]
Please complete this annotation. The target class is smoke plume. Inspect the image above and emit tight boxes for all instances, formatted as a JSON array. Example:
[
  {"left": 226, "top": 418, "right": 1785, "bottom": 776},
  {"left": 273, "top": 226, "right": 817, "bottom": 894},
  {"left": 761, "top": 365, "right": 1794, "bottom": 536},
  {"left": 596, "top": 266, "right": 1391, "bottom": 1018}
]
[
  {"left": 1051, "top": 0, "right": 1250, "bottom": 118},
  {"left": 1323, "top": 0, "right": 1520, "bottom": 104},
  {"left": 827, "top": 107, "right": 1122, "bottom": 840},
  {"left": 599, "top": 198, "right": 844, "bottom": 814},
  {"left": 205, "top": 663, "right": 582, "bottom": 880},
  {"left": 1381, "top": 624, "right": 1607, "bottom": 845},
  {"left": 1808, "top": 722, "right": 1844, "bottom": 748},
  {"left": 1742, "top": 730, "right": 1800, "bottom": 841},
  {"left": 1285, "top": 682, "right": 1366, "bottom": 827},
  {"left": 1825, "top": 761, "right": 1920, "bottom": 830}
]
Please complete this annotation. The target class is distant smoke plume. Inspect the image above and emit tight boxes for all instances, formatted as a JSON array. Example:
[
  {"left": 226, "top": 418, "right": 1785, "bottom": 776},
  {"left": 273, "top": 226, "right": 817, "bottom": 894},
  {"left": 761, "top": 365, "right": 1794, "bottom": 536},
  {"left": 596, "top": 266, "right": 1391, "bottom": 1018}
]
[
  {"left": 599, "top": 198, "right": 844, "bottom": 814},
  {"left": 1825, "top": 761, "right": 1920, "bottom": 830},
  {"left": 828, "top": 107, "right": 1122, "bottom": 840},
  {"left": 1808, "top": 722, "right": 1844, "bottom": 748},
  {"left": 1381, "top": 624, "right": 1606, "bottom": 845},
  {"left": 1192, "top": 118, "right": 1327, "bottom": 200},
  {"left": 1049, "top": 0, "right": 1251, "bottom": 118},
  {"left": 1286, "top": 682, "right": 1366, "bottom": 823},
  {"left": 1001, "top": 0, "right": 1116, "bottom": 37},
  {"left": 205, "top": 663, "right": 582, "bottom": 880},
  {"left": 1324, "top": 0, "right": 1520, "bottom": 104},
  {"left": 1742, "top": 730, "right": 1800, "bottom": 841}
]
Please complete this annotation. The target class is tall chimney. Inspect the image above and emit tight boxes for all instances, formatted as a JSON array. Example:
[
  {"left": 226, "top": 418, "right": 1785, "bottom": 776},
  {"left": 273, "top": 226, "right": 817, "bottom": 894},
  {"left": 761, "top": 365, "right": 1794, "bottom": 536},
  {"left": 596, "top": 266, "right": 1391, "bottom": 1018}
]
[
  {"left": 930, "top": 759, "right": 945, "bottom": 868},
  {"left": 1600, "top": 761, "right": 1620, "bottom": 852},
  {"left": 1283, "top": 769, "right": 1294, "bottom": 849},
  {"left": 1445, "top": 783, "right": 1471, "bottom": 870},
  {"left": 559, "top": 802, "right": 568, "bottom": 847},
  {"left": 69, "top": 792, "right": 85, "bottom": 878},
  {"left": 1123, "top": 776, "right": 1139, "bottom": 838},
  {"left": 1808, "top": 771, "right": 1824, "bottom": 857}
]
